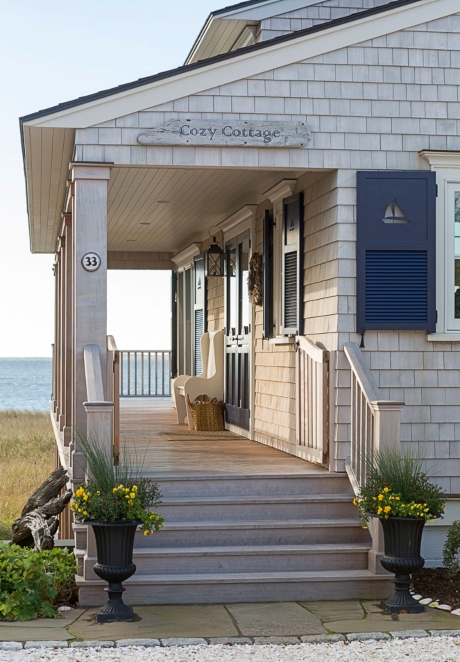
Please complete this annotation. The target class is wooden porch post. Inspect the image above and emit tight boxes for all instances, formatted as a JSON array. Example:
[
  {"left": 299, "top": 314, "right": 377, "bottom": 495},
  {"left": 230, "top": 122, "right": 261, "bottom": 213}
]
[
  {"left": 58, "top": 234, "right": 66, "bottom": 432},
  {"left": 63, "top": 213, "right": 73, "bottom": 446},
  {"left": 54, "top": 252, "right": 61, "bottom": 420},
  {"left": 70, "top": 163, "right": 111, "bottom": 480}
]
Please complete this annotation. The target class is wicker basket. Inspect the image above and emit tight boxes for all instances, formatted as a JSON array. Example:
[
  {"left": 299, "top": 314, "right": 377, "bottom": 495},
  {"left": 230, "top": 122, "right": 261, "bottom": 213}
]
[{"left": 186, "top": 394, "right": 225, "bottom": 431}]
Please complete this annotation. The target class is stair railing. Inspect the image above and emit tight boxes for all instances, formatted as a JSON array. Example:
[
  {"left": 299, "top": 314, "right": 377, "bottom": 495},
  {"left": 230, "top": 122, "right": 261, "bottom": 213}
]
[
  {"left": 343, "top": 342, "right": 405, "bottom": 573},
  {"left": 107, "top": 336, "right": 120, "bottom": 460}
]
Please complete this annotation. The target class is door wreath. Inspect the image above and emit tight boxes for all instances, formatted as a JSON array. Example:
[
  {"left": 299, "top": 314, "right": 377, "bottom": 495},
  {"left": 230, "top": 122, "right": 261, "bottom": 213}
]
[{"left": 247, "top": 252, "right": 263, "bottom": 306}]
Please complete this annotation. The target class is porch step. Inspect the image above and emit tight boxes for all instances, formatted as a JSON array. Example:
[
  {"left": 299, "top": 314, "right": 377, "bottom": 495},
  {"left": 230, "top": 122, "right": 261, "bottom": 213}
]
[
  {"left": 77, "top": 569, "right": 393, "bottom": 605},
  {"left": 134, "top": 518, "right": 369, "bottom": 547},
  {"left": 156, "top": 494, "right": 355, "bottom": 521},
  {"left": 147, "top": 473, "right": 353, "bottom": 498},
  {"left": 83, "top": 542, "right": 370, "bottom": 577}
]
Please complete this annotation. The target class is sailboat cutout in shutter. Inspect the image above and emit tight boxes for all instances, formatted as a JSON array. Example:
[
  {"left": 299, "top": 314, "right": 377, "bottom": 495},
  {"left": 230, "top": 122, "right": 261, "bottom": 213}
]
[{"left": 382, "top": 199, "right": 410, "bottom": 224}]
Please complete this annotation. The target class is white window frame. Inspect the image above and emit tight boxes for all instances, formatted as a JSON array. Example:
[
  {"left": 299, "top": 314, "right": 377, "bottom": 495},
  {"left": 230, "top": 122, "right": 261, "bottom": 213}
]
[{"left": 421, "top": 152, "right": 460, "bottom": 340}]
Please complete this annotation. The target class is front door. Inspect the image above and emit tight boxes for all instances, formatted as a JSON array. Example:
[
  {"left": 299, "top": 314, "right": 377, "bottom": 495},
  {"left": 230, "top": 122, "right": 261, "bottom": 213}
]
[{"left": 225, "top": 231, "right": 250, "bottom": 430}]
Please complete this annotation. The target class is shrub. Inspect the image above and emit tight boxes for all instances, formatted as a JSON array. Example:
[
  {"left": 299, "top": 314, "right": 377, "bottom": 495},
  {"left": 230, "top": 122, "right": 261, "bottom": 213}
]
[
  {"left": 0, "top": 544, "right": 76, "bottom": 621},
  {"left": 443, "top": 520, "right": 460, "bottom": 577}
]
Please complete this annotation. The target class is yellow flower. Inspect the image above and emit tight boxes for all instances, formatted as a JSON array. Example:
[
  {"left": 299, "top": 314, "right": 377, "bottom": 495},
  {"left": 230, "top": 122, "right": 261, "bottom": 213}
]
[
  {"left": 395, "top": 496, "right": 400, "bottom": 500},
  {"left": 128, "top": 500, "right": 134, "bottom": 506},
  {"left": 429, "top": 519, "right": 434, "bottom": 523},
  {"left": 144, "top": 530, "right": 148, "bottom": 536},
  {"left": 113, "top": 488, "right": 117, "bottom": 494},
  {"left": 125, "top": 494, "right": 130, "bottom": 499},
  {"left": 383, "top": 487, "right": 389, "bottom": 493},
  {"left": 133, "top": 486, "right": 138, "bottom": 492},
  {"left": 97, "top": 491, "right": 101, "bottom": 496},
  {"left": 83, "top": 511, "right": 88, "bottom": 516},
  {"left": 75, "top": 487, "right": 84, "bottom": 497},
  {"left": 83, "top": 495, "right": 88, "bottom": 501},
  {"left": 378, "top": 494, "right": 383, "bottom": 501},
  {"left": 118, "top": 484, "right": 123, "bottom": 489},
  {"left": 130, "top": 493, "right": 136, "bottom": 499},
  {"left": 377, "top": 507, "right": 383, "bottom": 515},
  {"left": 372, "top": 497, "right": 377, "bottom": 501},
  {"left": 384, "top": 506, "right": 391, "bottom": 513}
]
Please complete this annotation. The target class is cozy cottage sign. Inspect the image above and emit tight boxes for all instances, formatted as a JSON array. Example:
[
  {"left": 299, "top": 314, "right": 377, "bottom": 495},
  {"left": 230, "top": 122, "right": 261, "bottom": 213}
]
[{"left": 137, "top": 119, "right": 311, "bottom": 148}]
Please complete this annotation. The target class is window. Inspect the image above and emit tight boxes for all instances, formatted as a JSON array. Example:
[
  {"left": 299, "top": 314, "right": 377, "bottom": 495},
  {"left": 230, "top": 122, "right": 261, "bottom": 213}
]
[
  {"left": 263, "top": 180, "right": 303, "bottom": 339},
  {"left": 421, "top": 152, "right": 460, "bottom": 337},
  {"left": 446, "top": 184, "right": 460, "bottom": 331}
]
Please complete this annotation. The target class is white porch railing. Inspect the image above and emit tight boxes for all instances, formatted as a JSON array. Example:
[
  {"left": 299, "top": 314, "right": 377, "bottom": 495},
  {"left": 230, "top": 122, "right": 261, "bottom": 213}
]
[
  {"left": 119, "top": 350, "right": 172, "bottom": 397},
  {"left": 295, "top": 336, "right": 329, "bottom": 465},
  {"left": 343, "top": 341, "right": 405, "bottom": 573}
]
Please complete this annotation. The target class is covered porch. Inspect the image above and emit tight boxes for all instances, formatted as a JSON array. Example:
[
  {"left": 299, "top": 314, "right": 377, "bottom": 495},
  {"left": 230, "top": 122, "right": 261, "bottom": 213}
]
[{"left": 119, "top": 398, "right": 327, "bottom": 477}]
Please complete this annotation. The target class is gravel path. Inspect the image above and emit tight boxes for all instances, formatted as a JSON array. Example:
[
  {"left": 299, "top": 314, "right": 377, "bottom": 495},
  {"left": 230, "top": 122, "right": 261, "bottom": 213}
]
[{"left": 2, "top": 638, "right": 460, "bottom": 662}]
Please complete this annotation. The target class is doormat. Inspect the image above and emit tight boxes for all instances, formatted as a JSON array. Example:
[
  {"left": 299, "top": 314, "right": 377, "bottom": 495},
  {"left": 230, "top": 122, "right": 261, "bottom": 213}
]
[{"left": 159, "top": 431, "right": 244, "bottom": 440}]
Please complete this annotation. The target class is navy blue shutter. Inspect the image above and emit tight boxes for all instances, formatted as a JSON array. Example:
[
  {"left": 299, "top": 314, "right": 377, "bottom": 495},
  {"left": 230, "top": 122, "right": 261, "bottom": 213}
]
[
  {"left": 262, "top": 209, "right": 273, "bottom": 339},
  {"left": 356, "top": 171, "right": 436, "bottom": 333},
  {"left": 193, "top": 254, "right": 207, "bottom": 375},
  {"left": 282, "top": 193, "right": 304, "bottom": 336}
]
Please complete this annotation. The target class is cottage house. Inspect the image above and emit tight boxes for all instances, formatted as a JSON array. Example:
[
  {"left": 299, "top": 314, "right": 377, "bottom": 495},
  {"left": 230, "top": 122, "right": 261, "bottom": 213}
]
[{"left": 20, "top": 0, "right": 460, "bottom": 605}]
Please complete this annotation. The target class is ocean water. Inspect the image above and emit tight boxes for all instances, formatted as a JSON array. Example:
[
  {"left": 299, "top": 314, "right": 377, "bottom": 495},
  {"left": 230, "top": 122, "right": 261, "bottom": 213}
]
[{"left": 0, "top": 358, "right": 52, "bottom": 411}]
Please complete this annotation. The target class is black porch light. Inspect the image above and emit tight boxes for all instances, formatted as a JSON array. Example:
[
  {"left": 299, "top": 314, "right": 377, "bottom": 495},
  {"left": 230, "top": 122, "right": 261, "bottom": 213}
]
[{"left": 206, "top": 236, "right": 224, "bottom": 277}]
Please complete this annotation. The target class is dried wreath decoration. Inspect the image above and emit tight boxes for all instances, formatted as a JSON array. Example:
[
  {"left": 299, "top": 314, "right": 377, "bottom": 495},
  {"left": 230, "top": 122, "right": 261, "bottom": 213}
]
[{"left": 248, "top": 252, "right": 263, "bottom": 306}]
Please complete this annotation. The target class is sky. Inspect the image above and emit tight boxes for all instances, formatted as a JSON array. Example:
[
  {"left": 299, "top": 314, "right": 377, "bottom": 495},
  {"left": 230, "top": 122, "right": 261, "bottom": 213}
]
[{"left": 0, "top": 0, "right": 219, "bottom": 356}]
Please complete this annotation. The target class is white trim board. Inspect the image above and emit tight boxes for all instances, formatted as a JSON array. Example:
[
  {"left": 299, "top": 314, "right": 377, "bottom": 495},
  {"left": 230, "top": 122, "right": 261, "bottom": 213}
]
[{"left": 23, "top": 0, "right": 456, "bottom": 130}]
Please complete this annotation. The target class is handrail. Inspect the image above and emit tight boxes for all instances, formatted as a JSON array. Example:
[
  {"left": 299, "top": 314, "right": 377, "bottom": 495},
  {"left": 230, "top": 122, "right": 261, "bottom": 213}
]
[
  {"left": 83, "top": 345, "right": 105, "bottom": 402},
  {"left": 107, "top": 335, "right": 118, "bottom": 352},
  {"left": 295, "top": 335, "right": 329, "bottom": 465},
  {"left": 343, "top": 342, "right": 404, "bottom": 493},
  {"left": 344, "top": 342, "right": 405, "bottom": 576},
  {"left": 83, "top": 344, "right": 114, "bottom": 460},
  {"left": 106, "top": 336, "right": 120, "bottom": 460},
  {"left": 343, "top": 342, "right": 382, "bottom": 404}
]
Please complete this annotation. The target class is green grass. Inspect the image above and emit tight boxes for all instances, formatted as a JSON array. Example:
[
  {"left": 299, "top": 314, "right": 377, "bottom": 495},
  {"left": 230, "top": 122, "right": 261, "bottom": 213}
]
[{"left": 0, "top": 410, "right": 55, "bottom": 535}]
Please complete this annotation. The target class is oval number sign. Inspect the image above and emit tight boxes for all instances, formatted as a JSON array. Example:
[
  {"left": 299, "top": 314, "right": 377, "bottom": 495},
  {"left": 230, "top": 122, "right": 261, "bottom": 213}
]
[{"left": 81, "top": 252, "right": 102, "bottom": 272}]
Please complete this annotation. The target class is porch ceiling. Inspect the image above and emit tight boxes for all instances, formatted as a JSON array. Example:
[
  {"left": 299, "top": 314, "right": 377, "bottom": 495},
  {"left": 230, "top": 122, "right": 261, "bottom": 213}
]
[{"left": 107, "top": 165, "right": 304, "bottom": 253}]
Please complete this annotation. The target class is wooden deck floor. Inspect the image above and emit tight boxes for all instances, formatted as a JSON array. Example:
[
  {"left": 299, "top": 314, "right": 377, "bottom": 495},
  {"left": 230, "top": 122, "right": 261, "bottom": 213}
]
[{"left": 120, "top": 398, "right": 326, "bottom": 477}]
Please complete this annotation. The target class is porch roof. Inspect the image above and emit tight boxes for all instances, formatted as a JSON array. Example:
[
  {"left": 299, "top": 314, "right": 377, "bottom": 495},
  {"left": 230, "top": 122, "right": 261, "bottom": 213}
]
[{"left": 19, "top": 0, "right": 440, "bottom": 253}]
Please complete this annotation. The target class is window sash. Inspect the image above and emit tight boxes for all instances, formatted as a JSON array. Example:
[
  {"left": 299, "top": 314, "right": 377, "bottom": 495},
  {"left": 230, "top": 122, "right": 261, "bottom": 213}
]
[{"left": 445, "top": 183, "right": 460, "bottom": 331}]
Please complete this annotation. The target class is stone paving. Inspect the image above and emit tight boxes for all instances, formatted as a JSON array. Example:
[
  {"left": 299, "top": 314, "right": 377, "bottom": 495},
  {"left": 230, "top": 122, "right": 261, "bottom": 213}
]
[{"left": 0, "top": 600, "right": 459, "bottom": 647}]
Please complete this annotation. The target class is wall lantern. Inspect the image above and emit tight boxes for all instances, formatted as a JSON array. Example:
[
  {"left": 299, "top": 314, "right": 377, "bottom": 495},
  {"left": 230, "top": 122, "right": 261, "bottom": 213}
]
[{"left": 206, "top": 237, "right": 224, "bottom": 277}]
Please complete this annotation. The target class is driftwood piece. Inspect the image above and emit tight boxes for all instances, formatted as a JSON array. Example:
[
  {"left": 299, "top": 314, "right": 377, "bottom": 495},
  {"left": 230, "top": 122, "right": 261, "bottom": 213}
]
[{"left": 11, "top": 468, "right": 72, "bottom": 550}]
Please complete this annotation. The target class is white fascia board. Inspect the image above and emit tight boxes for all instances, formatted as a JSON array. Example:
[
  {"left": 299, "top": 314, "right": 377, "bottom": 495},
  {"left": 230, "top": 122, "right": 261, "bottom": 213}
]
[
  {"left": 221, "top": 0, "right": 323, "bottom": 20},
  {"left": 24, "top": 0, "right": 454, "bottom": 130}
]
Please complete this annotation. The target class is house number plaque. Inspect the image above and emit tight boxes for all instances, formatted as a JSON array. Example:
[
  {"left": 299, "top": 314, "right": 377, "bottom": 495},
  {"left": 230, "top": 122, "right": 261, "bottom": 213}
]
[
  {"left": 81, "top": 252, "right": 102, "bottom": 272},
  {"left": 138, "top": 119, "right": 312, "bottom": 148}
]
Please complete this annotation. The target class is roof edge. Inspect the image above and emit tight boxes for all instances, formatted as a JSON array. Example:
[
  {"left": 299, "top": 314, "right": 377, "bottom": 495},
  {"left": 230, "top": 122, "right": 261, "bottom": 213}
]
[{"left": 20, "top": 0, "right": 423, "bottom": 126}]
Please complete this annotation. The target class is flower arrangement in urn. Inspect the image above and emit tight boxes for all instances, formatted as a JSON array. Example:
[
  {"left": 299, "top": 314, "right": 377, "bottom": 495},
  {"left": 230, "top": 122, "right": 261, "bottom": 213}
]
[
  {"left": 353, "top": 447, "right": 446, "bottom": 614},
  {"left": 71, "top": 437, "right": 164, "bottom": 622}
]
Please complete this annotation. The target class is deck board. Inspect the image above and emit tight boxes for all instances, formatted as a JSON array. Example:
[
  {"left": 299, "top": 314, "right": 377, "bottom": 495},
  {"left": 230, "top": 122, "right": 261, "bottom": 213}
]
[{"left": 120, "top": 398, "right": 326, "bottom": 477}]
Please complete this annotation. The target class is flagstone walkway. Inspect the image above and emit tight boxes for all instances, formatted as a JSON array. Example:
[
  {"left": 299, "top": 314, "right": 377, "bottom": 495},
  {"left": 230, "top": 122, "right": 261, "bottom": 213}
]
[{"left": 1, "top": 599, "right": 459, "bottom": 646}]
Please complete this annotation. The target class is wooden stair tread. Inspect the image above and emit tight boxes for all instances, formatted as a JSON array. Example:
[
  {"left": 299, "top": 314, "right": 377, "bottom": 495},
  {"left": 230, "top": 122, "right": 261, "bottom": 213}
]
[
  {"left": 159, "top": 494, "right": 353, "bottom": 505},
  {"left": 143, "top": 518, "right": 363, "bottom": 530},
  {"left": 77, "top": 569, "right": 389, "bottom": 585}
]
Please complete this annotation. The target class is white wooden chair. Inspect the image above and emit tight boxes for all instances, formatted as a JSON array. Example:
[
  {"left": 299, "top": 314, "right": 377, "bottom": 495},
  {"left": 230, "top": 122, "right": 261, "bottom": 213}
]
[{"left": 172, "top": 330, "right": 224, "bottom": 428}]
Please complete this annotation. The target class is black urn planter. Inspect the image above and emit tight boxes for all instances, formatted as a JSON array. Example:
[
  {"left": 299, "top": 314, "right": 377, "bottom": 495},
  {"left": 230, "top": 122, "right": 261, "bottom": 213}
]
[
  {"left": 90, "top": 521, "right": 140, "bottom": 623},
  {"left": 379, "top": 516, "right": 425, "bottom": 614}
]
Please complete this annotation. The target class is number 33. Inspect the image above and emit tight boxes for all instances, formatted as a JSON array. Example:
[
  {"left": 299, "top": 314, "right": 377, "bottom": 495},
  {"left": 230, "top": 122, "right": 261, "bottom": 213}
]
[{"left": 81, "top": 252, "right": 101, "bottom": 271}]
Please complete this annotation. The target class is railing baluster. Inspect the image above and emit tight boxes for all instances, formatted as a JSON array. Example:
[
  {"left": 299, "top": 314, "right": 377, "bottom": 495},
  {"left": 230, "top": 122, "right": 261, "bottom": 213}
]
[{"left": 116, "top": 349, "right": 172, "bottom": 398}]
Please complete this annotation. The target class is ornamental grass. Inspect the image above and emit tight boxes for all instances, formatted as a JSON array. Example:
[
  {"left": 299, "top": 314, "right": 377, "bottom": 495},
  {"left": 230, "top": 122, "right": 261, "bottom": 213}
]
[
  {"left": 353, "top": 447, "right": 446, "bottom": 524},
  {"left": 71, "top": 435, "right": 164, "bottom": 535}
]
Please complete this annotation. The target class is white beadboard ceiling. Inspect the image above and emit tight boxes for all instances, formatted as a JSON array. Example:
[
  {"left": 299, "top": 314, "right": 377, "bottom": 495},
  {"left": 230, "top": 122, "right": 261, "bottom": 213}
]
[{"left": 107, "top": 165, "right": 304, "bottom": 253}]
